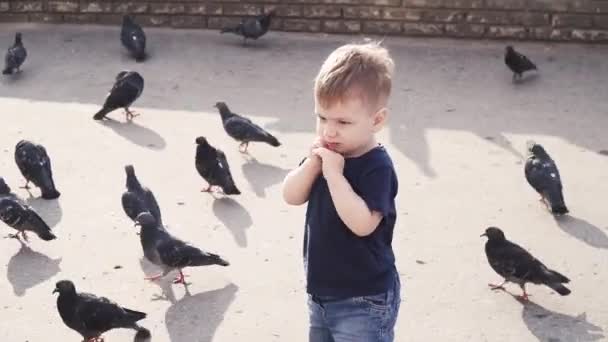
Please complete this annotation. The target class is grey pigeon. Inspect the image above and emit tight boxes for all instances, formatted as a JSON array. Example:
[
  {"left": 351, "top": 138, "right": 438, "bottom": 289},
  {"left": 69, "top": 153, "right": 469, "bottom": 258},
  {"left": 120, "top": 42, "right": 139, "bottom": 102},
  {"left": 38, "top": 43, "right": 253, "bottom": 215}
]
[
  {"left": 524, "top": 141, "right": 568, "bottom": 215},
  {"left": 481, "top": 226, "right": 571, "bottom": 301},
  {"left": 14, "top": 140, "right": 60, "bottom": 199},
  {"left": 214, "top": 101, "right": 281, "bottom": 153},
  {"left": 121, "top": 15, "right": 146, "bottom": 62},
  {"left": 220, "top": 10, "right": 275, "bottom": 45},
  {"left": 505, "top": 46, "right": 537, "bottom": 82},
  {"left": 93, "top": 71, "right": 144, "bottom": 121},
  {"left": 0, "top": 196, "right": 56, "bottom": 242},
  {"left": 121, "top": 165, "right": 163, "bottom": 227},
  {"left": 54, "top": 280, "right": 151, "bottom": 342},
  {"left": 195, "top": 136, "right": 241, "bottom": 195},
  {"left": 3, "top": 32, "right": 27, "bottom": 75},
  {"left": 135, "top": 212, "right": 229, "bottom": 285}
]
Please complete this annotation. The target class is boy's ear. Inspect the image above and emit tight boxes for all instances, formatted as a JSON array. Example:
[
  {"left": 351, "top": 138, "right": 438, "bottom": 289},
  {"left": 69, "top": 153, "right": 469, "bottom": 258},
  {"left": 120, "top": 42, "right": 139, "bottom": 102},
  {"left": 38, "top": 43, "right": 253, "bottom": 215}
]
[{"left": 372, "top": 107, "right": 388, "bottom": 132}]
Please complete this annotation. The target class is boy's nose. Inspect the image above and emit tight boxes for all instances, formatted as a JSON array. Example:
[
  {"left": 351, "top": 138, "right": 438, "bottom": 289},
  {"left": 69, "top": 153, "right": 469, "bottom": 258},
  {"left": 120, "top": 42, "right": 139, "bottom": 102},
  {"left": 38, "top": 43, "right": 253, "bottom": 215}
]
[{"left": 324, "top": 126, "right": 337, "bottom": 138}]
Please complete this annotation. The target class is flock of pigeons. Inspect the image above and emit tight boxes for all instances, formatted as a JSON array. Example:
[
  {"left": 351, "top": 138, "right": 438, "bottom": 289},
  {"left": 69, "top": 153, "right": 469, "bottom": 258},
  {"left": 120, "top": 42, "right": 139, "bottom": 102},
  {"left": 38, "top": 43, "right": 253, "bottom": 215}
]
[{"left": 0, "top": 10, "right": 580, "bottom": 342}]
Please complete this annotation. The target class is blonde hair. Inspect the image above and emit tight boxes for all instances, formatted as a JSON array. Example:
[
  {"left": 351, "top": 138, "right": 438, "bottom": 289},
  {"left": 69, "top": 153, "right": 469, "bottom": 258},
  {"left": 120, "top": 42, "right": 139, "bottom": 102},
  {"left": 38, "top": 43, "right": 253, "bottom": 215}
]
[{"left": 314, "top": 41, "right": 394, "bottom": 111}]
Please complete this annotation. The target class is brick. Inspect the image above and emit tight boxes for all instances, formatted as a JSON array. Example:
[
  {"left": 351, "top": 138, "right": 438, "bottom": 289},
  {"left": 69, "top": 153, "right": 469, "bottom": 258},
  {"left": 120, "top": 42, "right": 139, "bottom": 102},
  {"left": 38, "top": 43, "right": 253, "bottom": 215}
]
[
  {"left": 594, "top": 15, "right": 608, "bottom": 29},
  {"left": 80, "top": 1, "right": 111, "bottom": 13},
  {"left": 552, "top": 14, "right": 593, "bottom": 28},
  {"left": 486, "top": 26, "right": 527, "bottom": 39},
  {"left": 323, "top": 20, "right": 361, "bottom": 33},
  {"left": 550, "top": 28, "right": 573, "bottom": 40},
  {"left": 264, "top": 5, "right": 302, "bottom": 17},
  {"left": 269, "top": 18, "right": 282, "bottom": 30},
  {"left": 572, "top": 29, "right": 608, "bottom": 41},
  {"left": 343, "top": 6, "right": 382, "bottom": 19},
  {"left": 383, "top": 8, "right": 423, "bottom": 20},
  {"left": 484, "top": 0, "right": 525, "bottom": 10},
  {"left": 0, "top": 2, "right": 8, "bottom": 12},
  {"left": 97, "top": 14, "right": 123, "bottom": 25},
  {"left": 171, "top": 15, "right": 205, "bottom": 28},
  {"left": 29, "top": 13, "right": 64, "bottom": 22},
  {"left": 423, "top": 9, "right": 466, "bottom": 23},
  {"left": 402, "top": 22, "right": 444, "bottom": 35},
  {"left": 517, "top": 13, "right": 550, "bottom": 26},
  {"left": 466, "top": 11, "right": 511, "bottom": 25},
  {"left": 136, "top": 15, "right": 169, "bottom": 26},
  {"left": 0, "top": 13, "right": 29, "bottom": 22},
  {"left": 12, "top": 1, "right": 42, "bottom": 12},
  {"left": 283, "top": 19, "right": 321, "bottom": 31},
  {"left": 184, "top": 4, "right": 209, "bottom": 15},
  {"left": 360, "top": 0, "right": 401, "bottom": 5},
  {"left": 528, "top": 27, "right": 552, "bottom": 40},
  {"left": 223, "top": 4, "right": 262, "bottom": 16},
  {"left": 113, "top": 2, "right": 148, "bottom": 14},
  {"left": 362, "top": 21, "right": 402, "bottom": 34},
  {"left": 150, "top": 3, "right": 186, "bottom": 14},
  {"left": 208, "top": 16, "right": 243, "bottom": 30},
  {"left": 49, "top": 1, "right": 79, "bottom": 12},
  {"left": 402, "top": 0, "right": 484, "bottom": 8},
  {"left": 63, "top": 13, "right": 97, "bottom": 23},
  {"left": 445, "top": 23, "right": 485, "bottom": 36},
  {"left": 303, "top": 5, "right": 341, "bottom": 18}
]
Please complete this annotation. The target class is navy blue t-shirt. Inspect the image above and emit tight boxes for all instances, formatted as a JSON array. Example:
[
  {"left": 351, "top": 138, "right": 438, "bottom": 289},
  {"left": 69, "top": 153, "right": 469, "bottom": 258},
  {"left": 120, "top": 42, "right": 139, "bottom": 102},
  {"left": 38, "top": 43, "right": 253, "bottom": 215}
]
[{"left": 303, "top": 145, "right": 398, "bottom": 298}]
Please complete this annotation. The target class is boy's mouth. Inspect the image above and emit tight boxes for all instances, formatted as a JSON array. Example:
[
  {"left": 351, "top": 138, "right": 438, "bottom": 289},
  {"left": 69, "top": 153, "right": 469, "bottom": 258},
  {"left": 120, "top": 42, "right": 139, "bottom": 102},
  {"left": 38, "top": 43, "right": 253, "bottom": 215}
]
[{"left": 325, "top": 142, "right": 339, "bottom": 151}]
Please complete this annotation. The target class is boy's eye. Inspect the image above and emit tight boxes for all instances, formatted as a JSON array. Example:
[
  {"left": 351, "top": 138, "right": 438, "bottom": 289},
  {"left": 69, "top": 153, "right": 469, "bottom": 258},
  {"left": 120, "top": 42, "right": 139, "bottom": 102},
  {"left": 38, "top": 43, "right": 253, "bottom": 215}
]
[
  {"left": 338, "top": 120, "right": 350, "bottom": 125},
  {"left": 318, "top": 116, "right": 327, "bottom": 122}
]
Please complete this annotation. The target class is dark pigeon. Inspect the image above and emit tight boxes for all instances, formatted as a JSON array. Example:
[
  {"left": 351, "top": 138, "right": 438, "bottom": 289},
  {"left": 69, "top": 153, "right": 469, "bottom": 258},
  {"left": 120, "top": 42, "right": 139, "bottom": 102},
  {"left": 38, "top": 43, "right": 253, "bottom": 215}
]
[
  {"left": 220, "top": 10, "right": 275, "bottom": 45},
  {"left": 14, "top": 140, "right": 60, "bottom": 199},
  {"left": 481, "top": 226, "right": 571, "bottom": 301},
  {"left": 214, "top": 101, "right": 281, "bottom": 153},
  {"left": 93, "top": 71, "right": 144, "bottom": 121},
  {"left": 3, "top": 32, "right": 27, "bottom": 75},
  {"left": 135, "top": 212, "right": 229, "bottom": 285},
  {"left": 195, "top": 136, "right": 241, "bottom": 195},
  {"left": 53, "top": 280, "right": 151, "bottom": 342},
  {"left": 505, "top": 45, "right": 537, "bottom": 82},
  {"left": 121, "top": 165, "right": 163, "bottom": 227},
  {"left": 0, "top": 196, "right": 56, "bottom": 242},
  {"left": 525, "top": 141, "right": 568, "bottom": 215},
  {"left": 121, "top": 15, "right": 146, "bottom": 62}
]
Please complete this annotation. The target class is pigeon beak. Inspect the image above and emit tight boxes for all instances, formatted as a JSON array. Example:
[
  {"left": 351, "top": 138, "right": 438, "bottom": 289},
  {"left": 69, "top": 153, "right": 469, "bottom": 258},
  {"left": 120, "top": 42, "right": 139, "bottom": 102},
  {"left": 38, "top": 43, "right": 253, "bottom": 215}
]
[
  {"left": 480, "top": 233, "right": 487, "bottom": 237},
  {"left": 52, "top": 288, "right": 58, "bottom": 294}
]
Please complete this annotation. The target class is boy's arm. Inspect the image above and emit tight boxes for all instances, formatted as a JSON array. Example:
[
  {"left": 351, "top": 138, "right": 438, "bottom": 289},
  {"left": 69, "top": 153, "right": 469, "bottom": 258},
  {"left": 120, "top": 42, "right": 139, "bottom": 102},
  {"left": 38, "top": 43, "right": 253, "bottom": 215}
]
[{"left": 282, "top": 157, "right": 321, "bottom": 206}]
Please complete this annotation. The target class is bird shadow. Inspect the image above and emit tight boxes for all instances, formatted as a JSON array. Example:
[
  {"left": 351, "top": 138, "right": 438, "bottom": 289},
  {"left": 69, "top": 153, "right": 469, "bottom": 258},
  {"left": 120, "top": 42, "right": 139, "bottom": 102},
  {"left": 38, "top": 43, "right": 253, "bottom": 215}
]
[
  {"left": 138, "top": 257, "right": 178, "bottom": 303},
  {"left": 512, "top": 73, "right": 541, "bottom": 88},
  {"left": 511, "top": 294, "right": 605, "bottom": 341},
  {"left": 554, "top": 215, "right": 608, "bottom": 249},
  {"left": 6, "top": 240, "right": 61, "bottom": 296},
  {"left": 24, "top": 195, "right": 62, "bottom": 228},
  {"left": 241, "top": 157, "right": 289, "bottom": 198},
  {"left": 97, "top": 118, "right": 166, "bottom": 150},
  {"left": 165, "top": 283, "right": 238, "bottom": 342},
  {"left": 212, "top": 197, "right": 252, "bottom": 248}
]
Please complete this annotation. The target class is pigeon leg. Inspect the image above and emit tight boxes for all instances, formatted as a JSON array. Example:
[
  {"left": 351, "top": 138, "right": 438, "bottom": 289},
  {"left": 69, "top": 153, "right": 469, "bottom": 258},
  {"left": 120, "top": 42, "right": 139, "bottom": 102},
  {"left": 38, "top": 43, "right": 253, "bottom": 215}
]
[
  {"left": 517, "top": 284, "right": 531, "bottom": 301},
  {"left": 239, "top": 142, "right": 249, "bottom": 153},
  {"left": 200, "top": 185, "right": 212, "bottom": 192},
  {"left": 125, "top": 108, "right": 140, "bottom": 121},
  {"left": 19, "top": 180, "right": 30, "bottom": 189},
  {"left": 173, "top": 269, "right": 189, "bottom": 284},
  {"left": 20, "top": 231, "right": 29, "bottom": 242},
  {"left": 488, "top": 280, "right": 507, "bottom": 290},
  {"left": 145, "top": 273, "right": 166, "bottom": 282}
]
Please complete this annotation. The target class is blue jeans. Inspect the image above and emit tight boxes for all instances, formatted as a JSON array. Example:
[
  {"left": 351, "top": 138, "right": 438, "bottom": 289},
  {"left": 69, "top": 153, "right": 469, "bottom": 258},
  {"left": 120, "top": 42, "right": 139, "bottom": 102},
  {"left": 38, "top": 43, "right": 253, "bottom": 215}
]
[{"left": 308, "top": 274, "right": 401, "bottom": 342}]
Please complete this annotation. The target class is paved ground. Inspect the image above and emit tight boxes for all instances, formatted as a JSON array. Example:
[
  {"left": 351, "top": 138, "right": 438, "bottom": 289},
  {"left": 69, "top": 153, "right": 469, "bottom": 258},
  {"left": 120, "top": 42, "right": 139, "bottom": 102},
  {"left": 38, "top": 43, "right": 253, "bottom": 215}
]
[{"left": 1, "top": 22, "right": 607, "bottom": 342}]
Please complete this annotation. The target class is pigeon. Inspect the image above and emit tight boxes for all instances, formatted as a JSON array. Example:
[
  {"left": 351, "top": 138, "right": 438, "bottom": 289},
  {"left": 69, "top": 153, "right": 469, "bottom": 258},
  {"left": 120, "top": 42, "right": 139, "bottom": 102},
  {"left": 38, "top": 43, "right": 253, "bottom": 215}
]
[
  {"left": 524, "top": 141, "right": 568, "bottom": 215},
  {"left": 3, "top": 32, "right": 27, "bottom": 75},
  {"left": 121, "top": 165, "right": 163, "bottom": 227},
  {"left": 195, "top": 136, "right": 241, "bottom": 195},
  {"left": 220, "top": 10, "right": 275, "bottom": 45},
  {"left": 53, "top": 280, "right": 151, "bottom": 342},
  {"left": 505, "top": 45, "right": 537, "bottom": 82},
  {"left": 121, "top": 15, "right": 146, "bottom": 62},
  {"left": 135, "top": 212, "right": 230, "bottom": 285},
  {"left": 214, "top": 102, "right": 281, "bottom": 153},
  {"left": 481, "top": 226, "right": 571, "bottom": 301},
  {"left": 93, "top": 71, "right": 144, "bottom": 121},
  {"left": 14, "top": 140, "right": 61, "bottom": 199},
  {"left": 0, "top": 196, "right": 56, "bottom": 242}
]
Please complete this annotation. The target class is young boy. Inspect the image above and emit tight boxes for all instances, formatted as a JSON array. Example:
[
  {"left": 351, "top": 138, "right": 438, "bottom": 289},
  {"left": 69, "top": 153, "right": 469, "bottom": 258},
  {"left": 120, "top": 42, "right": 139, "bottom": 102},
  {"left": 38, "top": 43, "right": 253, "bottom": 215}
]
[{"left": 282, "top": 41, "right": 400, "bottom": 342}]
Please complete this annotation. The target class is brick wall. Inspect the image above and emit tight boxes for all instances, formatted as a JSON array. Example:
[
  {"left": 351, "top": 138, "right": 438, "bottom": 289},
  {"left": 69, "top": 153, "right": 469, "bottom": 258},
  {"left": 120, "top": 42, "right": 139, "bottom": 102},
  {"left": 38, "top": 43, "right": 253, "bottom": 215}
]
[{"left": 1, "top": 0, "right": 608, "bottom": 42}]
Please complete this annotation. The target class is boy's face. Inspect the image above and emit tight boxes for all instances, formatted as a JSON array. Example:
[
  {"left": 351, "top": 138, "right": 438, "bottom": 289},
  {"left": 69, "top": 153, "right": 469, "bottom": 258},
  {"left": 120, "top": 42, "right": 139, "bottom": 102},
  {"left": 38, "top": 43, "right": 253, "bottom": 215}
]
[{"left": 315, "top": 96, "right": 386, "bottom": 158}]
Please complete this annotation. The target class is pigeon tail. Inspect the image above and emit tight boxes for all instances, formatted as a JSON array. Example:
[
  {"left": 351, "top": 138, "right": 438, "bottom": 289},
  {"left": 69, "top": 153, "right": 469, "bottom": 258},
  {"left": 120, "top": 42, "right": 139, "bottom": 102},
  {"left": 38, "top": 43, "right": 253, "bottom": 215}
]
[
  {"left": 41, "top": 188, "right": 60, "bottom": 200},
  {"left": 134, "top": 327, "right": 151, "bottom": 342},
  {"left": 544, "top": 188, "right": 568, "bottom": 215},
  {"left": 36, "top": 228, "right": 57, "bottom": 241},
  {"left": 190, "top": 251, "right": 230, "bottom": 267},
  {"left": 2, "top": 67, "right": 13, "bottom": 75},
  {"left": 124, "top": 308, "right": 147, "bottom": 322},
  {"left": 263, "top": 133, "right": 281, "bottom": 147},
  {"left": 38, "top": 168, "right": 60, "bottom": 199},
  {"left": 222, "top": 183, "right": 241, "bottom": 195},
  {"left": 93, "top": 106, "right": 113, "bottom": 120},
  {"left": 547, "top": 282, "right": 571, "bottom": 296}
]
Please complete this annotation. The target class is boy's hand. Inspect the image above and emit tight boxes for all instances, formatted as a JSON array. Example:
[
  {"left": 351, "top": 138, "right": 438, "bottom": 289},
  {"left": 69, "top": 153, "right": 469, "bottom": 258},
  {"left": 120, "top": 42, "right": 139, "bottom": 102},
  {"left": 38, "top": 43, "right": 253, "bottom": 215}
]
[
  {"left": 312, "top": 147, "right": 345, "bottom": 180},
  {"left": 307, "top": 137, "right": 324, "bottom": 165}
]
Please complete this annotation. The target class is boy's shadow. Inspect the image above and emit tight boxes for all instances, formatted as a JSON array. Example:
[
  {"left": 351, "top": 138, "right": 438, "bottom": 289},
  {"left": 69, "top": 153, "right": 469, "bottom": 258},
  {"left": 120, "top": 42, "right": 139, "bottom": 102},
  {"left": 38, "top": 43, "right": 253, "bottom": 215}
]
[
  {"left": 241, "top": 157, "right": 289, "bottom": 198},
  {"left": 511, "top": 294, "right": 605, "bottom": 341},
  {"left": 165, "top": 283, "right": 238, "bottom": 342},
  {"left": 554, "top": 215, "right": 608, "bottom": 249},
  {"left": 25, "top": 195, "right": 62, "bottom": 228},
  {"left": 7, "top": 241, "right": 62, "bottom": 296},
  {"left": 97, "top": 118, "right": 166, "bottom": 150},
  {"left": 212, "top": 198, "right": 252, "bottom": 248}
]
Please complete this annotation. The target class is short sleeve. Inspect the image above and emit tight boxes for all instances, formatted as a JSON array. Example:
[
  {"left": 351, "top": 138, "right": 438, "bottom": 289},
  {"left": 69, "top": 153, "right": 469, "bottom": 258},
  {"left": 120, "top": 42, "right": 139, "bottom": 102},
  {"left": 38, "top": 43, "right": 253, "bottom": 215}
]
[{"left": 357, "top": 166, "right": 397, "bottom": 217}]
